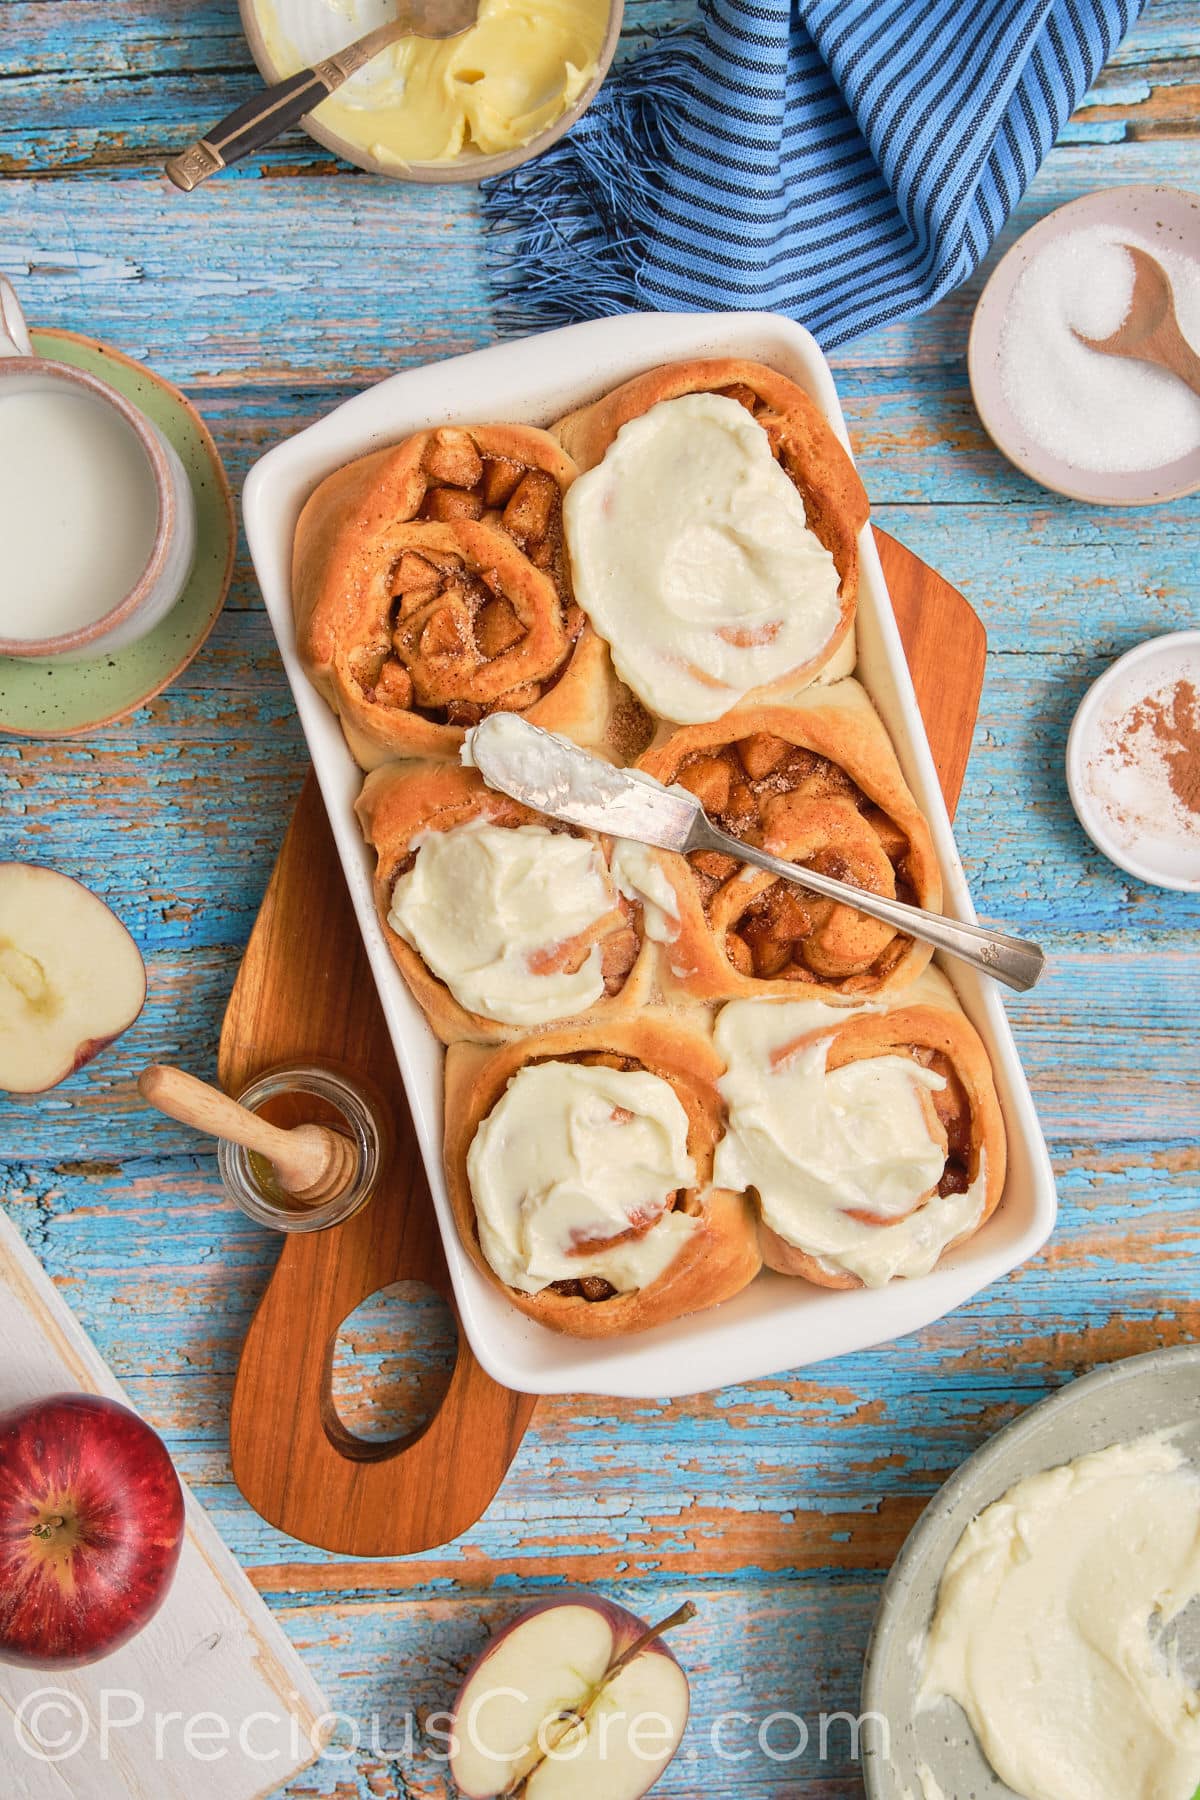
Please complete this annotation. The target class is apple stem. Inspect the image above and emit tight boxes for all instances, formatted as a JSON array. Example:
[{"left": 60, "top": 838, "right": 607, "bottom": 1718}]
[{"left": 603, "top": 1599, "right": 698, "bottom": 1684}]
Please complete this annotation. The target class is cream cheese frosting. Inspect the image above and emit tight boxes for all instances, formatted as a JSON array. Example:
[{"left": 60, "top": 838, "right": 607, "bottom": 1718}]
[
  {"left": 387, "top": 817, "right": 621, "bottom": 1027},
  {"left": 919, "top": 1435, "right": 1200, "bottom": 1800},
  {"left": 609, "top": 841, "right": 681, "bottom": 944},
  {"left": 563, "top": 393, "right": 844, "bottom": 724},
  {"left": 256, "top": 0, "right": 606, "bottom": 166},
  {"left": 467, "top": 1061, "right": 699, "bottom": 1293},
  {"left": 713, "top": 997, "right": 984, "bottom": 1286},
  {"left": 464, "top": 713, "right": 634, "bottom": 811},
  {"left": 464, "top": 712, "right": 696, "bottom": 844}
]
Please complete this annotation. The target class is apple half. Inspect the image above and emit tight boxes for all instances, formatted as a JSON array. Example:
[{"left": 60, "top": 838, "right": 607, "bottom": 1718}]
[
  {"left": 0, "top": 864, "right": 146, "bottom": 1094},
  {"left": 449, "top": 1594, "right": 693, "bottom": 1799}
]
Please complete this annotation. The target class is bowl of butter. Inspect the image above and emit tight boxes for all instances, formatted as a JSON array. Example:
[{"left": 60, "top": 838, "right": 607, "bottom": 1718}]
[{"left": 241, "top": 0, "right": 622, "bottom": 180}]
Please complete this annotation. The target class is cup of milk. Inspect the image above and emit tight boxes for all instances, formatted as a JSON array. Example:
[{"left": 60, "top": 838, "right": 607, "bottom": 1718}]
[{"left": 0, "top": 278, "right": 197, "bottom": 661}]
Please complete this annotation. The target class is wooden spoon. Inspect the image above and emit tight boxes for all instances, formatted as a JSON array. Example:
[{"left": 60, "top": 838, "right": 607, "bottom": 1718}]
[
  {"left": 138, "top": 1065, "right": 358, "bottom": 1205},
  {"left": 1072, "top": 244, "right": 1200, "bottom": 397}
]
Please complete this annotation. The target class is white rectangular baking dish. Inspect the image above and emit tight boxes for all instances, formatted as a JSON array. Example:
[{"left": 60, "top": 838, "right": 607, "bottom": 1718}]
[{"left": 243, "top": 311, "right": 1057, "bottom": 1399}]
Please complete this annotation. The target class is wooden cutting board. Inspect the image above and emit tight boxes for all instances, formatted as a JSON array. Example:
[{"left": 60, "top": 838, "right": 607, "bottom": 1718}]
[
  {"left": 219, "top": 528, "right": 986, "bottom": 1559},
  {"left": 0, "top": 1212, "right": 328, "bottom": 1800}
]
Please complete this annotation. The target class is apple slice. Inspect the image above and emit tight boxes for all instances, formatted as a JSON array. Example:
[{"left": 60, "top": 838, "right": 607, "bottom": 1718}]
[
  {"left": 449, "top": 1593, "right": 692, "bottom": 1800},
  {"left": 0, "top": 864, "right": 146, "bottom": 1094}
]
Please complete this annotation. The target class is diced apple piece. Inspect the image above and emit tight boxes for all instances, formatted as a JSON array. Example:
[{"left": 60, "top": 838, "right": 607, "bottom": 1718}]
[{"left": 0, "top": 864, "right": 146, "bottom": 1094}]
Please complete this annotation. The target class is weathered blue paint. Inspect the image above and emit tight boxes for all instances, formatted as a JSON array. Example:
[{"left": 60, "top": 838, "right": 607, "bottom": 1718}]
[{"left": 1, "top": 0, "right": 1198, "bottom": 1792}]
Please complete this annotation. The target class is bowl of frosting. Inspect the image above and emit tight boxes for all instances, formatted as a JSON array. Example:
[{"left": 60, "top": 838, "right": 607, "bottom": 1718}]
[
  {"left": 861, "top": 1344, "right": 1200, "bottom": 1800},
  {"left": 242, "top": 0, "right": 621, "bottom": 179},
  {"left": 969, "top": 184, "right": 1200, "bottom": 505}
]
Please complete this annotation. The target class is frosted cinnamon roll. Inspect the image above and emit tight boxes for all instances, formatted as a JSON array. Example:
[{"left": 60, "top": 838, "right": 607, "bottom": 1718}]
[
  {"left": 294, "top": 424, "right": 647, "bottom": 767},
  {"left": 636, "top": 678, "right": 940, "bottom": 1000},
  {"left": 713, "top": 967, "right": 1006, "bottom": 1289},
  {"left": 444, "top": 1017, "right": 761, "bottom": 1336},
  {"left": 357, "top": 761, "right": 673, "bottom": 1043},
  {"left": 556, "top": 360, "right": 868, "bottom": 723}
]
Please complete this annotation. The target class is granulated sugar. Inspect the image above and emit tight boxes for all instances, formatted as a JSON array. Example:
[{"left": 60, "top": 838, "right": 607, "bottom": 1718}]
[
  {"left": 1082, "top": 650, "right": 1200, "bottom": 884},
  {"left": 998, "top": 227, "right": 1200, "bottom": 473}
]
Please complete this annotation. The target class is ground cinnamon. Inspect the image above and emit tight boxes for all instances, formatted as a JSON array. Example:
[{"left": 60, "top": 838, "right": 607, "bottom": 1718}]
[
  {"left": 1117, "top": 678, "right": 1200, "bottom": 819},
  {"left": 1084, "top": 660, "right": 1200, "bottom": 870}
]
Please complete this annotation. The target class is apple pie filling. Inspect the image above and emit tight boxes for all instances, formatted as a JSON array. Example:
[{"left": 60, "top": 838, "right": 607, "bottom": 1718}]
[
  {"left": 466, "top": 1054, "right": 699, "bottom": 1301},
  {"left": 674, "top": 731, "right": 919, "bottom": 988},
  {"left": 349, "top": 427, "right": 582, "bottom": 728},
  {"left": 412, "top": 427, "right": 573, "bottom": 589}
]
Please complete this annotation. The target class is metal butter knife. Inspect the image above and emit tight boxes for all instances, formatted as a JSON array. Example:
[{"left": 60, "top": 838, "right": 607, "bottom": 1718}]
[{"left": 467, "top": 713, "right": 1045, "bottom": 993}]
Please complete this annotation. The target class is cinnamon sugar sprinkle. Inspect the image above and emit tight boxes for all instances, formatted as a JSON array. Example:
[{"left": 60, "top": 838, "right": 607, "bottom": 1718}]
[{"left": 1085, "top": 672, "right": 1200, "bottom": 862}]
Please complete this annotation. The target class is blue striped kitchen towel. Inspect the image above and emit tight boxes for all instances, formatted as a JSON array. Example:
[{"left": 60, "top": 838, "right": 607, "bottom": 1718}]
[{"left": 484, "top": 0, "right": 1143, "bottom": 346}]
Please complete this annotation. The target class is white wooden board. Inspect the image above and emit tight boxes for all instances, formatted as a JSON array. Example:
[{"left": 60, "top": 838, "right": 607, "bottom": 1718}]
[{"left": 0, "top": 1211, "right": 329, "bottom": 1800}]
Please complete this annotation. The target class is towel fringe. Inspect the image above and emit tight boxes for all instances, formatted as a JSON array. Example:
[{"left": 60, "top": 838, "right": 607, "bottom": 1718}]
[{"left": 482, "top": 35, "right": 703, "bottom": 334}]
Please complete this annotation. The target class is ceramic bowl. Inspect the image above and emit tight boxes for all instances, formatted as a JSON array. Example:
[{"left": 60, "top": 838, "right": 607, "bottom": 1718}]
[
  {"left": 969, "top": 184, "right": 1200, "bottom": 505},
  {"left": 1065, "top": 629, "right": 1200, "bottom": 891},
  {"left": 238, "top": 0, "right": 624, "bottom": 184},
  {"left": 861, "top": 1343, "right": 1200, "bottom": 1799},
  {"left": 242, "top": 311, "right": 1056, "bottom": 1401},
  {"left": 0, "top": 279, "right": 197, "bottom": 662}
]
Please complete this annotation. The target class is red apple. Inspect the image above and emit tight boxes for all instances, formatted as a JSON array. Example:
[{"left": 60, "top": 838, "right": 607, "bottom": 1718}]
[
  {"left": 0, "top": 1393, "right": 185, "bottom": 1668},
  {"left": 449, "top": 1592, "right": 692, "bottom": 1799}
]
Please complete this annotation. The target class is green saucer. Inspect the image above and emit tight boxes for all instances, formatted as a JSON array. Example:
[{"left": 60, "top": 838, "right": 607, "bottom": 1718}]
[{"left": 0, "top": 331, "right": 235, "bottom": 738}]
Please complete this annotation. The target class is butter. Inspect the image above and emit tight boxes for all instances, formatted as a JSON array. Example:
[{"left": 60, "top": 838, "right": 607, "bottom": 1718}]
[
  {"left": 467, "top": 1061, "right": 699, "bottom": 1293},
  {"left": 920, "top": 1435, "right": 1200, "bottom": 1800},
  {"left": 563, "top": 393, "right": 843, "bottom": 724},
  {"left": 713, "top": 997, "right": 984, "bottom": 1286},
  {"left": 256, "top": 0, "right": 607, "bottom": 164},
  {"left": 388, "top": 818, "right": 620, "bottom": 1027}
]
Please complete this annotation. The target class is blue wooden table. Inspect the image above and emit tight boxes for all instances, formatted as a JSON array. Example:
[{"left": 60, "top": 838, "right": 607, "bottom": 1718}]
[{"left": 2, "top": 2, "right": 1198, "bottom": 1793}]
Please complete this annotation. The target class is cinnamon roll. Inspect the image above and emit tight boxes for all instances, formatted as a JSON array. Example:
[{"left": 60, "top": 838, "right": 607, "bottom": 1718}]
[
  {"left": 556, "top": 359, "right": 868, "bottom": 723},
  {"left": 713, "top": 966, "right": 1006, "bottom": 1289},
  {"left": 357, "top": 761, "right": 671, "bottom": 1043},
  {"left": 636, "top": 678, "right": 941, "bottom": 1000},
  {"left": 294, "top": 423, "right": 648, "bottom": 767},
  {"left": 444, "top": 1016, "right": 761, "bottom": 1336}
]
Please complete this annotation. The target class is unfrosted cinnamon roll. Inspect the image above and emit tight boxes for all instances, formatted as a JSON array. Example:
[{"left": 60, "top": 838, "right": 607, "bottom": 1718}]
[
  {"left": 556, "top": 360, "right": 868, "bottom": 723},
  {"left": 713, "top": 966, "right": 1006, "bottom": 1289},
  {"left": 357, "top": 761, "right": 672, "bottom": 1043},
  {"left": 294, "top": 423, "right": 648, "bottom": 767},
  {"left": 444, "top": 1016, "right": 761, "bottom": 1336},
  {"left": 635, "top": 678, "right": 940, "bottom": 1000}
]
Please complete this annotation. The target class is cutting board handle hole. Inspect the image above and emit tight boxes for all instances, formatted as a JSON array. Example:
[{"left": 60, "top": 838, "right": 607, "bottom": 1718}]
[{"left": 321, "top": 1282, "right": 458, "bottom": 1462}]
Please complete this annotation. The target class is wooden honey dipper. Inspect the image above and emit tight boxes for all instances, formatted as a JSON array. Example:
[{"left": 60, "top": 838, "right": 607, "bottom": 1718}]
[{"left": 138, "top": 1065, "right": 358, "bottom": 1205}]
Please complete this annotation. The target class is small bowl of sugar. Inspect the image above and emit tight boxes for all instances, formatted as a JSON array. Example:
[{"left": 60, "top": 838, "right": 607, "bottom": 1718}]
[
  {"left": 1067, "top": 631, "right": 1200, "bottom": 891},
  {"left": 969, "top": 184, "right": 1200, "bottom": 505}
]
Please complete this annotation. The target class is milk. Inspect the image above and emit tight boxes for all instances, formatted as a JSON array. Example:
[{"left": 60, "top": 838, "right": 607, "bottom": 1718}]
[{"left": 0, "top": 385, "right": 160, "bottom": 641}]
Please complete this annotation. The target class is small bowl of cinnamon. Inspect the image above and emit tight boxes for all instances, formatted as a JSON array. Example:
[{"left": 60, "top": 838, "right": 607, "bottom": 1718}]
[{"left": 1067, "top": 630, "right": 1200, "bottom": 890}]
